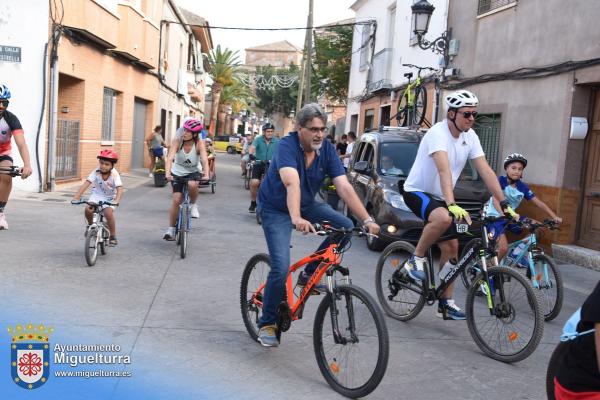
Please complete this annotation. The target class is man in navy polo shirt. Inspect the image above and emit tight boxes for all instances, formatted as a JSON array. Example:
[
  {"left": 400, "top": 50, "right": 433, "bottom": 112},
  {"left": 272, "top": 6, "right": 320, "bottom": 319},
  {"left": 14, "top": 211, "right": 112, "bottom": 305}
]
[{"left": 256, "top": 103, "right": 380, "bottom": 347}]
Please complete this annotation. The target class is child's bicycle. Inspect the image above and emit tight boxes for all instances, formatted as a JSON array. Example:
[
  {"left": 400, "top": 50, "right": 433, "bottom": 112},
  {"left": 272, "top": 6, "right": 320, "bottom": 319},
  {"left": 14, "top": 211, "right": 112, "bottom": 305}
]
[
  {"left": 459, "top": 219, "right": 563, "bottom": 321},
  {"left": 71, "top": 199, "right": 117, "bottom": 266},
  {"left": 392, "top": 63, "right": 437, "bottom": 128},
  {"left": 240, "top": 223, "right": 389, "bottom": 398},
  {"left": 375, "top": 213, "right": 544, "bottom": 363}
]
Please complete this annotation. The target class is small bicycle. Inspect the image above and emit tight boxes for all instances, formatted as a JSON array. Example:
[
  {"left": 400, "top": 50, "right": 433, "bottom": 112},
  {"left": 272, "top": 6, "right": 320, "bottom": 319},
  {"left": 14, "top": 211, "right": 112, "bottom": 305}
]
[
  {"left": 460, "top": 219, "right": 563, "bottom": 321},
  {"left": 71, "top": 199, "right": 117, "bottom": 266},
  {"left": 393, "top": 64, "right": 437, "bottom": 128},
  {"left": 241, "top": 224, "right": 389, "bottom": 398},
  {"left": 244, "top": 160, "right": 253, "bottom": 190},
  {"left": 375, "top": 212, "right": 544, "bottom": 363}
]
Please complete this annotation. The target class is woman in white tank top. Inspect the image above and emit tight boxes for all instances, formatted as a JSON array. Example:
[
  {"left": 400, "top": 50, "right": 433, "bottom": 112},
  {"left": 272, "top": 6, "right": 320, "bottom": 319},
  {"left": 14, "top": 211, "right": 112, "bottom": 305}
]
[{"left": 163, "top": 119, "right": 209, "bottom": 240}]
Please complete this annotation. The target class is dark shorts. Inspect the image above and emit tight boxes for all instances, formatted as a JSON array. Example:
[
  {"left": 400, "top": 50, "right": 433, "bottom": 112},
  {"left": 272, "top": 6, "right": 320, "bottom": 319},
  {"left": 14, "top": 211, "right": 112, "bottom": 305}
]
[
  {"left": 171, "top": 172, "right": 200, "bottom": 194},
  {"left": 403, "top": 190, "right": 447, "bottom": 221},
  {"left": 151, "top": 147, "right": 164, "bottom": 157},
  {"left": 251, "top": 162, "right": 268, "bottom": 180},
  {"left": 486, "top": 220, "right": 524, "bottom": 240},
  {"left": 0, "top": 155, "right": 13, "bottom": 164}
]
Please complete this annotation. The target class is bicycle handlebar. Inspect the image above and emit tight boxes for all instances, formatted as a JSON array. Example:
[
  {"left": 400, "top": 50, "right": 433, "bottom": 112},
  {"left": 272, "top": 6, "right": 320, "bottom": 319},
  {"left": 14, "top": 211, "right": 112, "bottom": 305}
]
[
  {"left": 401, "top": 63, "right": 437, "bottom": 72},
  {"left": 71, "top": 199, "right": 119, "bottom": 207},
  {"left": 0, "top": 166, "right": 22, "bottom": 177}
]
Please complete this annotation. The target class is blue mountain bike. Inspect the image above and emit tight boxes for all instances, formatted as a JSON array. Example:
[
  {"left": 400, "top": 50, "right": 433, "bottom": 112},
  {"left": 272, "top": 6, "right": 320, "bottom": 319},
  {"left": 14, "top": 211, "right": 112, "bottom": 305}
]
[{"left": 460, "top": 219, "right": 563, "bottom": 321}]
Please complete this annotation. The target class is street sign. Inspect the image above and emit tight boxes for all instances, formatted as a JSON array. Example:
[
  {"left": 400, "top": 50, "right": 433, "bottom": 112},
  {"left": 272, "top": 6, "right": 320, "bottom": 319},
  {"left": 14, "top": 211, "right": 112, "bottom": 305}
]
[{"left": 0, "top": 45, "right": 21, "bottom": 63}]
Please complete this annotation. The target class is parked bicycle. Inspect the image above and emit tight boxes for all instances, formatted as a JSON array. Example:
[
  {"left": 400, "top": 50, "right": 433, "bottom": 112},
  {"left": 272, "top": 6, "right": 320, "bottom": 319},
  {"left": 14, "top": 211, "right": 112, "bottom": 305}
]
[
  {"left": 241, "top": 223, "right": 389, "bottom": 398},
  {"left": 393, "top": 64, "right": 437, "bottom": 128},
  {"left": 71, "top": 199, "right": 117, "bottom": 266},
  {"left": 375, "top": 213, "right": 544, "bottom": 363},
  {"left": 460, "top": 219, "right": 563, "bottom": 321}
]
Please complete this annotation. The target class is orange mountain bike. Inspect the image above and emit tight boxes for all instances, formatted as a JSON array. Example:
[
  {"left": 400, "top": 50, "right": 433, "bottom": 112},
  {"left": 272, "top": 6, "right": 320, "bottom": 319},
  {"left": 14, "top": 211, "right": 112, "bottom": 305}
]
[{"left": 240, "top": 224, "right": 389, "bottom": 398}]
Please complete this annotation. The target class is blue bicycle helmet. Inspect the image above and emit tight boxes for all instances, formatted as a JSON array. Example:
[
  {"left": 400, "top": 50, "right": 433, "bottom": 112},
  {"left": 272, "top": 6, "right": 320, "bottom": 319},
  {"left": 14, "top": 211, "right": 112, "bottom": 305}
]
[{"left": 0, "top": 84, "right": 11, "bottom": 100}]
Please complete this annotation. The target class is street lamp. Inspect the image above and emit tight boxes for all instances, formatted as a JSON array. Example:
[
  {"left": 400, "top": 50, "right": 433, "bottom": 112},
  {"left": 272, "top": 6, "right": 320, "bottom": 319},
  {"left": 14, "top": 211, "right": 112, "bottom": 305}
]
[{"left": 411, "top": 0, "right": 450, "bottom": 58}]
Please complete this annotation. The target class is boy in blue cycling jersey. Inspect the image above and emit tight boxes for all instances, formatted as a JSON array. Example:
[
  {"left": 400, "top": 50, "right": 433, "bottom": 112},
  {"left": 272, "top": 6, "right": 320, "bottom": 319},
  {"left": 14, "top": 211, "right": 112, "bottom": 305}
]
[{"left": 486, "top": 153, "right": 562, "bottom": 261}]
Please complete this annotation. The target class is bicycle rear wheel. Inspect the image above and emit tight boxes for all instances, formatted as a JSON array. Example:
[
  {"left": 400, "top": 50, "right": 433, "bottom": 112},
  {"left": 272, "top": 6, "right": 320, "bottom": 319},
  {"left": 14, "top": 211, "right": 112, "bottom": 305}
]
[
  {"left": 466, "top": 266, "right": 544, "bottom": 363},
  {"left": 375, "top": 241, "right": 426, "bottom": 321},
  {"left": 412, "top": 85, "right": 427, "bottom": 127},
  {"left": 530, "top": 254, "right": 563, "bottom": 321},
  {"left": 313, "top": 284, "right": 389, "bottom": 398},
  {"left": 240, "top": 253, "right": 271, "bottom": 342},
  {"left": 85, "top": 228, "right": 99, "bottom": 267},
  {"left": 546, "top": 341, "right": 569, "bottom": 400}
]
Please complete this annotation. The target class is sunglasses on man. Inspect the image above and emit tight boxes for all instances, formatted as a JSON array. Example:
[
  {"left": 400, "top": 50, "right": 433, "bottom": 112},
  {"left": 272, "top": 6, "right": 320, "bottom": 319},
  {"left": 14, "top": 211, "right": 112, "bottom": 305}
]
[
  {"left": 0, "top": 100, "right": 9, "bottom": 107},
  {"left": 304, "top": 126, "right": 329, "bottom": 134},
  {"left": 460, "top": 111, "right": 478, "bottom": 119}
]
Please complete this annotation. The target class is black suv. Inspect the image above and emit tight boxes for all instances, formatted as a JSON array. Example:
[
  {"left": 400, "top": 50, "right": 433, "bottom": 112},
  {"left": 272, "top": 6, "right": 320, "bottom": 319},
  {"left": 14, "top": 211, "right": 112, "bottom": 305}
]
[{"left": 346, "top": 127, "right": 489, "bottom": 251}]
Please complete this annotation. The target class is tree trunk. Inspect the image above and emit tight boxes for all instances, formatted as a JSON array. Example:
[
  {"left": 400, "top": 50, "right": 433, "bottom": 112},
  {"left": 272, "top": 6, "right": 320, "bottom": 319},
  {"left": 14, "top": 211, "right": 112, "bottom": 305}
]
[{"left": 209, "top": 83, "right": 223, "bottom": 136}]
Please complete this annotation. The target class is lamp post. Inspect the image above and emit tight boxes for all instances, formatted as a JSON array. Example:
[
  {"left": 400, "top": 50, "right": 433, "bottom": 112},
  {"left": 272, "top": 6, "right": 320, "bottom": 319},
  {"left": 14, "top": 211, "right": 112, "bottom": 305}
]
[
  {"left": 411, "top": 0, "right": 450, "bottom": 63},
  {"left": 411, "top": 0, "right": 452, "bottom": 123}
]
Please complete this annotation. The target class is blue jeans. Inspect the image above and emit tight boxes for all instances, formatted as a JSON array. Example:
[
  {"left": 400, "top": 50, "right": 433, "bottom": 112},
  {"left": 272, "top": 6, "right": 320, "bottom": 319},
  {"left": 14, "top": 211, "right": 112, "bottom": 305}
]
[{"left": 258, "top": 202, "right": 354, "bottom": 327}]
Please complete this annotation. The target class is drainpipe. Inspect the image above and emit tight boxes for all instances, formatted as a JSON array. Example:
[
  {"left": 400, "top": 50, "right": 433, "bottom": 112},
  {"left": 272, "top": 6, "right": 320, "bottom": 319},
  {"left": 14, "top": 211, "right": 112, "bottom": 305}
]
[{"left": 47, "top": 30, "right": 60, "bottom": 192}]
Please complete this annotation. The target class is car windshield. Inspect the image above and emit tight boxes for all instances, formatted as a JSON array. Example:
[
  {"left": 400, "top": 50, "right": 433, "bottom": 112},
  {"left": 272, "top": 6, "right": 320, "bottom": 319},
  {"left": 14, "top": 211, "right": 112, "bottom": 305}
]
[{"left": 378, "top": 142, "right": 418, "bottom": 177}]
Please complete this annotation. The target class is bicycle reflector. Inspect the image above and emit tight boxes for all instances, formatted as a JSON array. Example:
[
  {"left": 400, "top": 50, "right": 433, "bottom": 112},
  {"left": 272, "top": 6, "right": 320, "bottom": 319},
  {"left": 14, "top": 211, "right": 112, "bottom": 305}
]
[
  {"left": 508, "top": 332, "right": 519, "bottom": 342},
  {"left": 330, "top": 361, "right": 340, "bottom": 374}
]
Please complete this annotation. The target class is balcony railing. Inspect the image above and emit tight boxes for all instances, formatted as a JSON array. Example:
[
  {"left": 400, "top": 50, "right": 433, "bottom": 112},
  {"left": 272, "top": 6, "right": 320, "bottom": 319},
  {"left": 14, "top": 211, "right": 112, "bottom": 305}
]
[{"left": 367, "top": 48, "right": 393, "bottom": 94}]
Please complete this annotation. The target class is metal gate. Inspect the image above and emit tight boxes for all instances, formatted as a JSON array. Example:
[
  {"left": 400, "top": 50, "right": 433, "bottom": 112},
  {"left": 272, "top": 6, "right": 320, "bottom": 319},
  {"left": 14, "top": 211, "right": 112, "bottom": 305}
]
[{"left": 56, "top": 119, "right": 80, "bottom": 180}]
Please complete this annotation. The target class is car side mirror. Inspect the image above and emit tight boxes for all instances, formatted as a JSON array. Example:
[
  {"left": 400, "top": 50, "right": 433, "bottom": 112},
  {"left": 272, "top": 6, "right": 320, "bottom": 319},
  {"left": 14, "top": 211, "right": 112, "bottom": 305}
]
[{"left": 354, "top": 161, "right": 371, "bottom": 174}]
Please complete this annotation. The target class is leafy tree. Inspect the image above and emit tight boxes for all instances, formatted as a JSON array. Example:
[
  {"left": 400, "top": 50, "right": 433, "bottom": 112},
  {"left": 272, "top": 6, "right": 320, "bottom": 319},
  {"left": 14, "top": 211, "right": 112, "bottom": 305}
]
[
  {"left": 207, "top": 45, "right": 241, "bottom": 132},
  {"left": 313, "top": 25, "right": 353, "bottom": 104},
  {"left": 219, "top": 77, "right": 256, "bottom": 114}
]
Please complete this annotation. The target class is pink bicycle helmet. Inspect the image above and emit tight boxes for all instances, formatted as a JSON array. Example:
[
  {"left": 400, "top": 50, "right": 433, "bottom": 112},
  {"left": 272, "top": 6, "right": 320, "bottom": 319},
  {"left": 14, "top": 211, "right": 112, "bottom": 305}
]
[{"left": 183, "top": 118, "right": 203, "bottom": 133}]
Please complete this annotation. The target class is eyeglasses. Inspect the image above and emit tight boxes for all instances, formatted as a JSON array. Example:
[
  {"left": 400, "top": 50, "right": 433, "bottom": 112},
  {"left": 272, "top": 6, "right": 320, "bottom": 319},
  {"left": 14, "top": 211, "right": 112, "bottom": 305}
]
[
  {"left": 303, "top": 126, "right": 328, "bottom": 134},
  {"left": 461, "top": 111, "right": 478, "bottom": 119},
  {"left": 0, "top": 100, "right": 9, "bottom": 107}
]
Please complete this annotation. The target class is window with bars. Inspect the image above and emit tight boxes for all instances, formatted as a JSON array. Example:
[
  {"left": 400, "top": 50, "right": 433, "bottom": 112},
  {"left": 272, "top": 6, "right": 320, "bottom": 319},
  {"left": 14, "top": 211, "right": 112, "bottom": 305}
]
[
  {"left": 101, "top": 88, "right": 117, "bottom": 141},
  {"left": 474, "top": 113, "right": 501, "bottom": 171},
  {"left": 478, "top": 0, "right": 517, "bottom": 15}
]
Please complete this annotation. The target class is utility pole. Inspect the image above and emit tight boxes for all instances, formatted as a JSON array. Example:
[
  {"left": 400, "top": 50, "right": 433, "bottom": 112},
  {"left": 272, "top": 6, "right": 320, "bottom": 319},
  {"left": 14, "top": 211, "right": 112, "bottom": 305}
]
[{"left": 304, "top": 0, "right": 314, "bottom": 104}]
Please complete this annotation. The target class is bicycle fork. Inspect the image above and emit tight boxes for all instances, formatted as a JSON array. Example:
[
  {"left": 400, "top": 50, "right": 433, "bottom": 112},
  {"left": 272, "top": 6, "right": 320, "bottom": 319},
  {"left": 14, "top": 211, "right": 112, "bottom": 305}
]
[{"left": 326, "top": 266, "right": 357, "bottom": 345}]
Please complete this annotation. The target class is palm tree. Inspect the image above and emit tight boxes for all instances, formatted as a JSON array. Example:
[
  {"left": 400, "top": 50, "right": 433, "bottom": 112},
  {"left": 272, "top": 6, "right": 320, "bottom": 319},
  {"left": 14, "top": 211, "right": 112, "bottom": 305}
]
[
  {"left": 220, "top": 77, "right": 256, "bottom": 114},
  {"left": 207, "top": 45, "right": 240, "bottom": 135}
]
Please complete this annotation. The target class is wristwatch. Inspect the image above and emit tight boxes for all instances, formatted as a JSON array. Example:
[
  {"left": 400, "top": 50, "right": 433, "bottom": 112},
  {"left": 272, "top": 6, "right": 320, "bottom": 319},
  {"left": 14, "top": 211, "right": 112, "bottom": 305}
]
[{"left": 363, "top": 217, "right": 375, "bottom": 225}]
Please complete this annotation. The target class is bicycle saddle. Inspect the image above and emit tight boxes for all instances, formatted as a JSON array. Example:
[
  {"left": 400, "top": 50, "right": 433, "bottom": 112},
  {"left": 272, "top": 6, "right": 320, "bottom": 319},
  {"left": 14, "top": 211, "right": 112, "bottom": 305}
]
[{"left": 403, "top": 72, "right": 413, "bottom": 79}]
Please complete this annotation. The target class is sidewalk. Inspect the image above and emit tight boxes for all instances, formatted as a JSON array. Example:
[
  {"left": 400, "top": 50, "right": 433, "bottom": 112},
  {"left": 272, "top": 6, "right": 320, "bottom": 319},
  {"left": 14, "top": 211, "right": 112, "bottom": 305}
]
[{"left": 10, "top": 169, "right": 151, "bottom": 203}]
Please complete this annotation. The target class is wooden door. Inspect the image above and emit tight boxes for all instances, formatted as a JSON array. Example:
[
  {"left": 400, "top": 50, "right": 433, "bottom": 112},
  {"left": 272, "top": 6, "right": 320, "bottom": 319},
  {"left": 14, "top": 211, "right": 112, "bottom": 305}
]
[{"left": 579, "top": 89, "right": 600, "bottom": 250}]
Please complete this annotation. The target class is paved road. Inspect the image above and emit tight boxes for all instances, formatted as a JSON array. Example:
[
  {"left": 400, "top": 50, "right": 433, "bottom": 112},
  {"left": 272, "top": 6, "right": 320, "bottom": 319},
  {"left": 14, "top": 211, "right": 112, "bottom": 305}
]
[{"left": 2, "top": 154, "right": 598, "bottom": 399}]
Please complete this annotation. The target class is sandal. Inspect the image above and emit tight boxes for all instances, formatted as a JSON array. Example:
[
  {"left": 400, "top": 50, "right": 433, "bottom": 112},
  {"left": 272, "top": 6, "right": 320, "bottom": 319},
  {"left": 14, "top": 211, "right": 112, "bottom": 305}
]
[{"left": 109, "top": 236, "right": 118, "bottom": 246}]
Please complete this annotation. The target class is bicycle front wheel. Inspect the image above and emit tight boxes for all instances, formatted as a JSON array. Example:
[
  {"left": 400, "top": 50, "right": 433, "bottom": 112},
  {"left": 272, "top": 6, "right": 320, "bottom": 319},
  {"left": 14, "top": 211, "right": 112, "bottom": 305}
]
[
  {"left": 179, "top": 206, "right": 189, "bottom": 259},
  {"left": 530, "top": 254, "right": 563, "bottom": 321},
  {"left": 85, "top": 228, "right": 99, "bottom": 266},
  {"left": 375, "top": 241, "right": 426, "bottom": 321},
  {"left": 313, "top": 285, "right": 389, "bottom": 398},
  {"left": 466, "top": 266, "right": 544, "bottom": 363},
  {"left": 240, "top": 253, "right": 271, "bottom": 342}
]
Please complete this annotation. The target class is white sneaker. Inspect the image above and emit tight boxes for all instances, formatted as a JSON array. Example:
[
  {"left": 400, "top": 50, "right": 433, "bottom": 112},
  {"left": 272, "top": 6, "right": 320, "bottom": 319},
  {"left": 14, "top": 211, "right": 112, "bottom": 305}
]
[
  {"left": 190, "top": 204, "right": 199, "bottom": 218},
  {"left": 163, "top": 227, "right": 175, "bottom": 241},
  {"left": 0, "top": 212, "right": 8, "bottom": 230}
]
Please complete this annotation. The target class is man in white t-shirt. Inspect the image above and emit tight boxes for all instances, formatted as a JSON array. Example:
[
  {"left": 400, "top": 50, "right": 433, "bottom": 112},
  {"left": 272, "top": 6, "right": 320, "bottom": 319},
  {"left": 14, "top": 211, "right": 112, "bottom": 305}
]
[
  {"left": 342, "top": 131, "right": 356, "bottom": 171},
  {"left": 400, "top": 90, "right": 518, "bottom": 320}
]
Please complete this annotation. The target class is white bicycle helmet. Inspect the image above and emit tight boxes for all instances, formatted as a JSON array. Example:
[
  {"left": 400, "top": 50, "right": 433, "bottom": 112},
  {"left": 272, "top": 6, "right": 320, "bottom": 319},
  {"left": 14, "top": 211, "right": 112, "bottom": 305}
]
[
  {"left": 503, "top": 153, "right": 527, "bottom": 169},
  {"left": 445, "top": 90, "right": 479, "bottom": 109}
]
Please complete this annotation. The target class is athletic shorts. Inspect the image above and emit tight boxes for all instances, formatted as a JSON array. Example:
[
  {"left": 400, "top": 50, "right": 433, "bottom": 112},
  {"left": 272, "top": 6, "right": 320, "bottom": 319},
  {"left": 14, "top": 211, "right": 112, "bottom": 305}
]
[
  {"left": 486, "top": 220, "right": 524, "bottom": 240},
  {"left": 0, "top": 155, "right": 13, "bottom": 163},
  {"left": 251, "top": 162, "right": 268, "bottom": 180},
  {"left": 151, "top": 147, "right": 164, "bottom": 157},
  {"left": 88, "top": 194, "right": 117, "bottom": 212},
  {"left": 403, "top": 190, "right": 447, "bottom": 221},
  {"left": 171, "top": 172, "right": 200, "bottom": 193}
]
